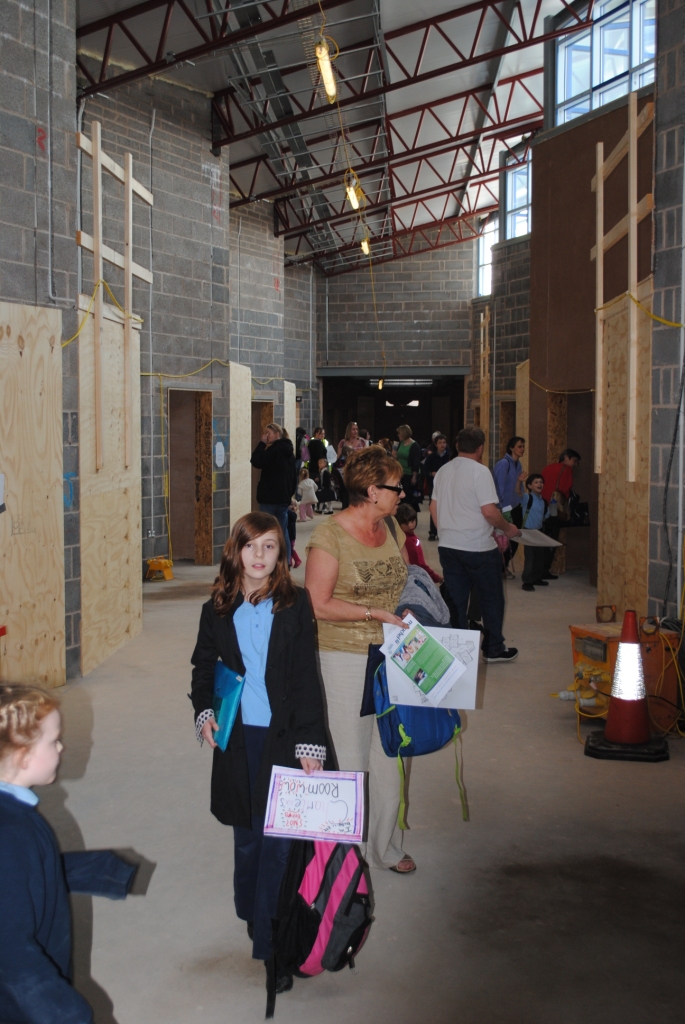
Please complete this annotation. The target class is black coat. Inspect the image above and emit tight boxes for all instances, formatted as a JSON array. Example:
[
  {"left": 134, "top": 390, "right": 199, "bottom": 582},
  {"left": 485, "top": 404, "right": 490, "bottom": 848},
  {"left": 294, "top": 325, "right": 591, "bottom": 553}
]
[
  {"left": 190, "top": 588, "right": 333, "bottom": 828},
  {"left": 250, "top": 438, "right": 297, "bottom": 505},
  {"left": 308, "top": 437, "right": 327, "bottom": 468}
]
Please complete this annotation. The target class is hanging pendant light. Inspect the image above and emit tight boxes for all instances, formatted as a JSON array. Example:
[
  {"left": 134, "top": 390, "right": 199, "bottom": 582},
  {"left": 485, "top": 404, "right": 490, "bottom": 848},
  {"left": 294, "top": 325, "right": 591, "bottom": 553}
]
[
  {"left": 344, "top": 170, "right": 364, "bottom": 211},
  {"left": 316, "top": 36, "right": 337, "bottom": 104}
]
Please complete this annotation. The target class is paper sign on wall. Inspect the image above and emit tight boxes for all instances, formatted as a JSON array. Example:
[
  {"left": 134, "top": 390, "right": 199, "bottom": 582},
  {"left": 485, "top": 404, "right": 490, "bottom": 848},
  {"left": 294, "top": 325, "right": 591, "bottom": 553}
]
[
  {"left": 215, "top": 441, "right": 225, "bottom": 468},
  {"left": 263, "top": 767, "right": 365, "bottom": 843}
]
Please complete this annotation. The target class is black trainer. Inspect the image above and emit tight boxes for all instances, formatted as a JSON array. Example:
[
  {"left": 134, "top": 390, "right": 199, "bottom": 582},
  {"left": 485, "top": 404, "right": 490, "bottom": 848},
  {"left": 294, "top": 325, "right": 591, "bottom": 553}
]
[
  {"left": 483, "top": 647, "right": 519, "bottom": 663},
  {"left": 522, "top": 583, "right": 535, "bottom": 592}
]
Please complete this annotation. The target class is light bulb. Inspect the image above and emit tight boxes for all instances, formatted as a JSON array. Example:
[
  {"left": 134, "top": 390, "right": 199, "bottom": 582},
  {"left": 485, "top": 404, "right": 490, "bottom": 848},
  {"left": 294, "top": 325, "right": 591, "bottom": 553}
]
[
  {"left": 378, "top": 378, "right": 384, "bottom": 390},
  {"left": 316, "top": 39, "right": 337, "bottom": 104},
  {"left": 346, "top": 184, "right": 360, "bottom": 210},
  {"left": 361, "top": 237, "right": 370, "bottom": 255}
]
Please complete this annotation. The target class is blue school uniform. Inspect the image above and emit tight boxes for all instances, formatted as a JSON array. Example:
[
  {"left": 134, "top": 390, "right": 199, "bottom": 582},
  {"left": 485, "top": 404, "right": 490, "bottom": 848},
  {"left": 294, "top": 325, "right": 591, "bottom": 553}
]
[{"left": 0, "top": 789, "right": 134, "bottom": 1024}]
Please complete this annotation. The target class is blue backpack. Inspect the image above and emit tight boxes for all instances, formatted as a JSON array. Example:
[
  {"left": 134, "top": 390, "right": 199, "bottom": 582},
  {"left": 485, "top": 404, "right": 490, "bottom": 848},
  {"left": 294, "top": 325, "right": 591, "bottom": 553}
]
[{"left": 362, "top": 645, "right": 468, "bottom": 827}]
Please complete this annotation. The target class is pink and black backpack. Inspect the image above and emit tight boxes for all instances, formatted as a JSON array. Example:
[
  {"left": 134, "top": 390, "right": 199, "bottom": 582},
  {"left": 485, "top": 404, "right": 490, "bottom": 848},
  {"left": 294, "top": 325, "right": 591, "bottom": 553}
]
[{"left": 267, "top": 841, "right": 373, "bottom": 1016}]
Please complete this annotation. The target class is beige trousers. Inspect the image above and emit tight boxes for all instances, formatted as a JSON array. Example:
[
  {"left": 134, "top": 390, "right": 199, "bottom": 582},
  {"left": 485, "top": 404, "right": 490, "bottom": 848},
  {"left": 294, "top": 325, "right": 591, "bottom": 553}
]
[{"left": 319, "top": 650, "right": 405, "bottom": 869}]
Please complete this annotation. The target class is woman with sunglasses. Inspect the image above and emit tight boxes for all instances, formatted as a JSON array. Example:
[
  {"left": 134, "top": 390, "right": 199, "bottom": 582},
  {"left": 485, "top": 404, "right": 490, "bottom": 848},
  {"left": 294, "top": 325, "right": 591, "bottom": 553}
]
[{"left": 305, "top": 446, "right": 417, "bottom": 874}]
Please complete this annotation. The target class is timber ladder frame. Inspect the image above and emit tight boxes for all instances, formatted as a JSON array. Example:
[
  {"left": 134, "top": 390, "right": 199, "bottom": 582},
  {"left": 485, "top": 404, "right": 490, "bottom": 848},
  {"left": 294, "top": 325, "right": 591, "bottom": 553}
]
[
  {"left": 76, "top": 121, "right": 154, "bottom": 471},
  {"left": 591, "top": 91, "right": 654, "bottom": 481}
]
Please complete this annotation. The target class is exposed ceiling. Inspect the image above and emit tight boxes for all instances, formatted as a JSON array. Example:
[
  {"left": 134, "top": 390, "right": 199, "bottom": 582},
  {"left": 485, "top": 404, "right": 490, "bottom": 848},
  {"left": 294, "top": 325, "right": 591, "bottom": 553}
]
[{"left": 75, "top": 0, "right": 594, "bottom": 274}]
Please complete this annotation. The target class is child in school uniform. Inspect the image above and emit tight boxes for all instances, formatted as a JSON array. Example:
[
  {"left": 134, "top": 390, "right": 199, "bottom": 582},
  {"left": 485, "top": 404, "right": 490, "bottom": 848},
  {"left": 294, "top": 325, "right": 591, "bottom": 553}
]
[
  {"left": 314, "top": 456, "right": 335, "bottom": 514},
  {"left": 521, "top": 473, "right": 550, "bottom": 591},
  {"left": 0, "top": 684, "right": 135, "bottom": 1024},
  {"left": 297, "top": 468, "right": 318, "bottom": 521},
  {"left": 190, "top": 511, "right": 331, "bottom": 997},
  {"left": 395, "top": 503, "right": 443, "bottom": 585}
]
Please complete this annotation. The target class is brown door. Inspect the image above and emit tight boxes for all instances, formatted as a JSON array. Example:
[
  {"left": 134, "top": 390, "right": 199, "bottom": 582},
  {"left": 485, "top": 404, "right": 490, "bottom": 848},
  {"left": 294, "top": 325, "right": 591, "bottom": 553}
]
[
  {"left": 251, "top": 401, "right": 274, "bottom": 512},
  {"left": 169, "top": 389, "right": 213, "bottom": 564}
]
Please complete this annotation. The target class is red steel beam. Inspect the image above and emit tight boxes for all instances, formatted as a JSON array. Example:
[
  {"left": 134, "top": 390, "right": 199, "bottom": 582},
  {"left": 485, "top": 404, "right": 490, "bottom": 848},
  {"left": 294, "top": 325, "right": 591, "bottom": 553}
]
[
  {"left": 296, "top": 203, "right": 501, "bottom": 276},
  {"left": 229, "top": 84, "right": 542, "bottom": 209},
  {"left": 76, "top": 0, "right": 353, "bottom": 96},
  {"left": 210, "top": 1, "right": 591, "bottom": 147}
]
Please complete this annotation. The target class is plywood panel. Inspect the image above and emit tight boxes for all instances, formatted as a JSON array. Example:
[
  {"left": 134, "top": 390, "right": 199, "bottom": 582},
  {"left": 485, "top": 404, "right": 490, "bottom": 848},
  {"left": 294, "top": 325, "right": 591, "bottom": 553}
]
[
  {"left": 229, "top": 362, "right": 253, "bottom": 528},
  {"left": 0, "top": 303, "right": 65, "bottom": 687},
  {"left": 283, "top": 380, "right": 296, "bottom": 443},
  {"left": 597, "top": 278, "right": 652, "bottom": 616},
  {"left": 79, "top": 315, "right": 142, "bottom": 676},
  {"left": 516, "top": 360, "right": 529, "bottom": 445}
]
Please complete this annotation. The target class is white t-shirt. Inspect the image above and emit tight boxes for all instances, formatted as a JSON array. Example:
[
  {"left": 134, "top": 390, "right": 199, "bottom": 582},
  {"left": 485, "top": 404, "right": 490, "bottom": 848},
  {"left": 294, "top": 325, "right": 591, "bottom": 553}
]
[{"left": 432, "top": 456, "right": 499, "bottom": 552}]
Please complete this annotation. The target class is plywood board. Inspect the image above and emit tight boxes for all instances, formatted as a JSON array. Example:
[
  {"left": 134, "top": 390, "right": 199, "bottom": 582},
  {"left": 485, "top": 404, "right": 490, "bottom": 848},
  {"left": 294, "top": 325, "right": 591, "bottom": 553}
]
[
  {"left": 597, "top": 278, "right": 652, "bottom": 616},
  {"left": 229, "top": 361, "right": 253, "bottom": 528},
  {"left": 283, "top": 380, "right": 296, "bottom": 444},
  {"left": 79, "top": 315, "right": 142, "bottom": 676},
  {"left": 516, "top": 360, "right": 529, "bottom": 445},
  {"left": 0, "top": 303, "right": 65, "bottom": 687}
]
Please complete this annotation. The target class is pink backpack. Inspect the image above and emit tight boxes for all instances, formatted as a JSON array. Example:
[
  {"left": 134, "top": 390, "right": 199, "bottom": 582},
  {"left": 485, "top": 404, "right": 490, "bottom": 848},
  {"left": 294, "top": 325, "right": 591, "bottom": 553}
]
[{"left": 267, "top": 841, "right": 373, "bottom": 1015}]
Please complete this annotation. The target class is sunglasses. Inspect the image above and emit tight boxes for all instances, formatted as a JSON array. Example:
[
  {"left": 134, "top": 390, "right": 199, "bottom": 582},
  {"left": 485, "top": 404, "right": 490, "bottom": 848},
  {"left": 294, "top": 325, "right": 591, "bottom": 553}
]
[{"left": 377, "top": 484, "right": 404, "bottom": 494}]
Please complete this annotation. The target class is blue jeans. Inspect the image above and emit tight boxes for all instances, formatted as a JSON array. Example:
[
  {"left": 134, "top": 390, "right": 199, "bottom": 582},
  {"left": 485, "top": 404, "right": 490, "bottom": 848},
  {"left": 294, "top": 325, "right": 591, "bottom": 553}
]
[
  {"left": 438, "top": 546, "right": 507, "bottom": 657},
  {"left": 258, "top": 502, "right": 291, "bottom": 563}
]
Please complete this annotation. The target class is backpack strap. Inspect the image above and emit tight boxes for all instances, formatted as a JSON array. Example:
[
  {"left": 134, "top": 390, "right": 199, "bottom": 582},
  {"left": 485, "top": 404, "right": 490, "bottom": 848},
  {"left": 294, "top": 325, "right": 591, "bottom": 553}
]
[
  {"left": 522, "top": 493, "right": 534, "bottom": 527},
  {"left": 384, "top": 515, "right": 400, "bottom": 548}
]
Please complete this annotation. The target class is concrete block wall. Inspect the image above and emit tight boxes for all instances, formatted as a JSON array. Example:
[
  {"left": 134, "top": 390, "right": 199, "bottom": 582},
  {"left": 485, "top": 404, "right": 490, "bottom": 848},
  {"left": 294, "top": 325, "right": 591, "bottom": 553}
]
[
  {"left": 79, "top": 70, "right": 232, "bottom": 570},
  {"left": 648, "top": 0, "right": 685, "bottom": 616},
  {"left": 0, "top": 0, "right": 81, "bottom": 676},
  {"left": 491, "top": 235, "right": 531, "bottom": 460},
  {"left": 230, "top": 203, "right": 285, "bottom": 421},
  {"left": 466, "top": 237, "right": 531, "bottom": 463},
  {"left": 317, "top": 242, "right": 477, "bottom": 370},
  {"left": 284, "top": 263, "right": 320, "bottom": 431}
]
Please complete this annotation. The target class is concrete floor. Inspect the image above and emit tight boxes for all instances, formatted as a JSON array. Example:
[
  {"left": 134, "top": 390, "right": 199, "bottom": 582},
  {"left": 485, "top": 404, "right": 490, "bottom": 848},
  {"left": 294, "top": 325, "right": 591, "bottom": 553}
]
[{"left": 37, "top": 511, "right": 685, "bottom": 1024}]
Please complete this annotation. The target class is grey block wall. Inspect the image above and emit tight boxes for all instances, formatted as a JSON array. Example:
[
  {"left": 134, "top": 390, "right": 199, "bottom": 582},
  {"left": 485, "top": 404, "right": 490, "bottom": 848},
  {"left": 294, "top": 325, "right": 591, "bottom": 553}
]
[
  {"left": 491, "top": 235, "right": 531, "bottom": 459},
  {"left": 648, "top": 0, "right": 685, "bottom": 616},
  {"left": 317, "top": 242, "right": 477, "bottom": 370},
  {"left": 78, "top": 68, "right": 232, "bottom": 568},
  {"left": 284, "top": 264, "right": 320, "bottom": 430},
  {"left": 0, "top": 0, "right": 80, "bottom": 676},
  {"left": 466, "top": 237, "right": 531, "bottom": 462}
]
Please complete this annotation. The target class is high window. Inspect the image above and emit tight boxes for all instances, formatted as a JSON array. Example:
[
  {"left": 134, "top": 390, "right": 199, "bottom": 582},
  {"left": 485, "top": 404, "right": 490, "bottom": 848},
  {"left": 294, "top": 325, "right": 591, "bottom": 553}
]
[
  {"left": 555, "top": 0, "right": 655, "bottom": 125},
  {"left": 505, "top": 150, "right": 531, "bottom": 239},
  {"left": 477, "top": 217, "right": 499, "bottom": 295}
]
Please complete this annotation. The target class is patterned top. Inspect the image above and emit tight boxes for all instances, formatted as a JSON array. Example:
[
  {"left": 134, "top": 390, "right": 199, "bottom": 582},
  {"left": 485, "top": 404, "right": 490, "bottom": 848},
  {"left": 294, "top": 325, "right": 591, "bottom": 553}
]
[{"left": 306, "top": 515, "right": 407, "bottom": 654}]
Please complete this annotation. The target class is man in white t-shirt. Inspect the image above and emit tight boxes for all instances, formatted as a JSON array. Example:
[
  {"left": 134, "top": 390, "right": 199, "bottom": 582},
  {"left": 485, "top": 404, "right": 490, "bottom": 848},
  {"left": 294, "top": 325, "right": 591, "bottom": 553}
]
[{"left": 430, "top": 427, "right": 521, "bottom": 663}]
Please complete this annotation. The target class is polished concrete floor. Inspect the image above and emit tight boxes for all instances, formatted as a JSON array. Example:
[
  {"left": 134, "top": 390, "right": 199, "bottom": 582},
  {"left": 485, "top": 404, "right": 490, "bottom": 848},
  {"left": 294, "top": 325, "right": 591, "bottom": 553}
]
[{"left": 38, "top": 511, "right": 685, "bottom": 1024}]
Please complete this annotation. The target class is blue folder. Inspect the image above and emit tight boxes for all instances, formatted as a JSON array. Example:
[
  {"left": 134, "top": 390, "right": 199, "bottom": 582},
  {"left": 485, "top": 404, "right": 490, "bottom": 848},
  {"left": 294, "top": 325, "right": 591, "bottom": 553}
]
[{"left": 212, "top": 661, "right": 245, "bottom": 752}]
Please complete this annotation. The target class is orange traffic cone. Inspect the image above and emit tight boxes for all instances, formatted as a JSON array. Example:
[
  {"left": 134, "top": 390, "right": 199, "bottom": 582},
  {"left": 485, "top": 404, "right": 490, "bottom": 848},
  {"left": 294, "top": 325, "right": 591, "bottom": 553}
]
[{"left": 584, "top": 610, "right": 669, "bottom": 762}]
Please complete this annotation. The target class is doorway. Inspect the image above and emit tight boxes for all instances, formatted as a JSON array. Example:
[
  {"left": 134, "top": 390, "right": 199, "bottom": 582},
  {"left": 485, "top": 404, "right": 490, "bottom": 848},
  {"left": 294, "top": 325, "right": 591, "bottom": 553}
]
[
  {"left": 168, "top": 389, "right": 213, "bottom": 564},
  {"left": 251, "top": 400, "right": 274, "bottom": 512}
]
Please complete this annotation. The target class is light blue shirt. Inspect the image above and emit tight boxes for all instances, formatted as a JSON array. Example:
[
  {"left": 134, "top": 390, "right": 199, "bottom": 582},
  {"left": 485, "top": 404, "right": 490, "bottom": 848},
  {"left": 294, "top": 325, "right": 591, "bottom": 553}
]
[
  {"left": 0, "top": 780, "right": 39, "bottom": 806},
  {"left": 234, "top": 597, "right": 274, "bottom": 727},
  {"left": 522, "top": 492, "right": 549, "bottom": 531}
]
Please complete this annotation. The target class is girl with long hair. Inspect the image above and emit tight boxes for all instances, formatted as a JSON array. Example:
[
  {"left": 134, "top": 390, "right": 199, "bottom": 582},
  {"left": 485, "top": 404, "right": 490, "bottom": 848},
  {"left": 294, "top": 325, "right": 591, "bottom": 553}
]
[{"left": 190, "top": 512, "right": 330, "bottom": 995}]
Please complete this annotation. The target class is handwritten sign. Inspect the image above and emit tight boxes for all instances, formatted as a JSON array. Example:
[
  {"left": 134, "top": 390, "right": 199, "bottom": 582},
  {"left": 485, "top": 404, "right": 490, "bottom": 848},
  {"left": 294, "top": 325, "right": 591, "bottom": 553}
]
[{"left": 263, "top": 766, "right": 365, "bottom": 843}]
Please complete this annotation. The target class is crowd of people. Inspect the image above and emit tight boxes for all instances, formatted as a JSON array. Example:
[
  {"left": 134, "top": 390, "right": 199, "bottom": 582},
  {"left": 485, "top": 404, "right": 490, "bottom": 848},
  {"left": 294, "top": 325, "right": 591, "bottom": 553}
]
[{"left": 0, "top": 417, "right": 583, "bottom": 1020}]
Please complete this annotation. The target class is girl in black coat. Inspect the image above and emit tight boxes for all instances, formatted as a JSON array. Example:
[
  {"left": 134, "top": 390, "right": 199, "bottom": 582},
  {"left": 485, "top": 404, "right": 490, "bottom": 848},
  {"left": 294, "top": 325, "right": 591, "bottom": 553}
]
[{"left": 190, "top": 512, "right": 330, "bottom": 985}]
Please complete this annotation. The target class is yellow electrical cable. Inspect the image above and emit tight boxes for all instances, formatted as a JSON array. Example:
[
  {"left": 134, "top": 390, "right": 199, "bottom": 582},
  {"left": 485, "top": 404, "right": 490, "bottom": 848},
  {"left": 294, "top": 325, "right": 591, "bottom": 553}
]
[
  {"left": 595, "top": 289, "right": 685, "bottom": 328},
  {"left": 62, "top": 279, "right": 144, "bottom": 348}
]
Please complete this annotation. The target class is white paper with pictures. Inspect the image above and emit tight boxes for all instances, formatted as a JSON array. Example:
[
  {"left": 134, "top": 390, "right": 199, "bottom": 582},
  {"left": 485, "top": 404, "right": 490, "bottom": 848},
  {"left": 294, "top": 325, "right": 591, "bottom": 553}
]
[{"left": 382, "top": 623, "right": 479, "bottom": 710}]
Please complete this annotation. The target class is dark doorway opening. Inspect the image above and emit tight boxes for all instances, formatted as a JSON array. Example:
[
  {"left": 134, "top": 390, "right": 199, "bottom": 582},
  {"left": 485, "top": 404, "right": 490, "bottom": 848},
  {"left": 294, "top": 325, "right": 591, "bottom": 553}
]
[
  {"left": 321, "top": 376, "right": 465, "bottom": 450},
  {"left": 168, "top": 389, "right": 213, "bottom": 565}
]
